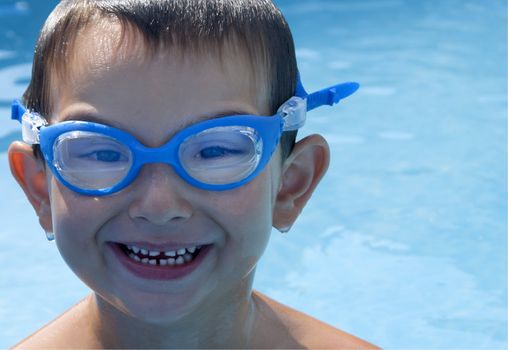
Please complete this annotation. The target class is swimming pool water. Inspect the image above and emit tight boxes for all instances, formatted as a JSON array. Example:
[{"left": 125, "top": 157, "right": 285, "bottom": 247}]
[{"left": 0, "top": 0, "right": 506, "bottom": 348}]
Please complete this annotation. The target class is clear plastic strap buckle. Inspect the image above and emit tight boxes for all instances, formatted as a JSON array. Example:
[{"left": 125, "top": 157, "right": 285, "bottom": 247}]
[
  {"left": 21, "top": 111, "right": 47, "bottom": 145},
  {"left": 278, "top": 96, "right": 307, "bottom": 131}
]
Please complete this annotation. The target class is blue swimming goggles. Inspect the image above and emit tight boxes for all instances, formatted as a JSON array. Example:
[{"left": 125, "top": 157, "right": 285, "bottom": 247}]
[{"left": 11, "top": 76, "right": 359, "bottom": 196}]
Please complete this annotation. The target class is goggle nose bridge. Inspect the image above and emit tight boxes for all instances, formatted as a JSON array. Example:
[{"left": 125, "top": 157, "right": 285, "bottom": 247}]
[{"left": 132, "top": 141, "right": 181, "bottom": 168}]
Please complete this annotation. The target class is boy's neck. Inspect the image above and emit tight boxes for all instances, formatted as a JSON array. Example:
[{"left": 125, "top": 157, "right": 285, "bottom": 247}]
[{"left": 86, "top": 274, "right": 260, "bottom": 348}]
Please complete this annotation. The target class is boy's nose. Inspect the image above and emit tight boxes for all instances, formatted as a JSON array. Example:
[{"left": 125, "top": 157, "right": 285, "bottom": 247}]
[{"left": 128, "top": 164, "right": 193, "bottom": 225}]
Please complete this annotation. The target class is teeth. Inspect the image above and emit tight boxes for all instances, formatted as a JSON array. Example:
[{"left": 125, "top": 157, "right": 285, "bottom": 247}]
[
  {"left": 125, "top": 244, "right": 203, "bottom": 266},
  {"left": 126, "top": 251, "right": 198, "bottom": 266},
  {"left": 177, "top": 248, "right": 187, "bottom": 255},
  {"left": 128, "top": 245, "right": 200, "bottom": 256}
]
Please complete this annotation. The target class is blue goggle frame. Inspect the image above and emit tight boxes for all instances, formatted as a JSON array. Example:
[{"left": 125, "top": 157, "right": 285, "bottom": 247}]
[{"left": 11, "top": 76, "right": 359, "bottom": 195}]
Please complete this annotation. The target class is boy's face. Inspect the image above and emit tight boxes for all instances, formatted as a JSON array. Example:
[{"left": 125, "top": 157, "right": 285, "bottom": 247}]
[{"left": 44, "top": 31, "right": 283, "bottom": 323}]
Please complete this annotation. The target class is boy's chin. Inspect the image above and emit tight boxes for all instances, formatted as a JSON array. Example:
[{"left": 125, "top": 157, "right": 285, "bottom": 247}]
[{"left": 110, "top": 290, "right": 210, "bottom": 325}]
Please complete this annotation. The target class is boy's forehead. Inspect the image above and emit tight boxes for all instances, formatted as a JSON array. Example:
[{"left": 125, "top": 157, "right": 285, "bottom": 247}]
[{"left": 53, "top": 22, "right": 270, "bottom": 117}]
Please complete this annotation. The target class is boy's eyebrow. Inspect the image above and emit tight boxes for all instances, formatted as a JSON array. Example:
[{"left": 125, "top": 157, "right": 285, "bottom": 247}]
[
  {"left": 58, "top": 108, "right": 259, "bottom": 130},
  {"left": 209, "top": 109, "right": 258, "bottom": 118},
  {"left": 59, "top": 113, "right": 125, "bottom": 129}
]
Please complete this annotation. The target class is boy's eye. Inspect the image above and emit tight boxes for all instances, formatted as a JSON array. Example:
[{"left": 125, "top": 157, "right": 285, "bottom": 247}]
[
  {"left": 82, "top": 149, "right": 122, "bottom": 162},
  {"left": 198, "top": 146, "right": 244, "bottom": 159}
]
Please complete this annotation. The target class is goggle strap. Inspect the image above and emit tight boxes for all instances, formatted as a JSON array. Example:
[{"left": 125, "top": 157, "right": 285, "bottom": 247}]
[
  {"left": 306, "top": 82, "right": 360, "bottom": 112},
  {"left": 295, "top": 71, "right": 308, "bottom": 98},
  {"left": 296, "top": 72, "right": 360, "bottom": 112},
  {"left": 11, "top": 99, "right": 25, "bottom": 123}
]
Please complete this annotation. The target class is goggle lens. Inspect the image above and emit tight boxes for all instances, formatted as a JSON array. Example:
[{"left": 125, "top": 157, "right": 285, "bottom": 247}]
[
  {"left": 178, "top": 126, "right": 263, "bottom": 185},
  {"left": 53, "top": 131, "right": 133, "bottom": 190}
]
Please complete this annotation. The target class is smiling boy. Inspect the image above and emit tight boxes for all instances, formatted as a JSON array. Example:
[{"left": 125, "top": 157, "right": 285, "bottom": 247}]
[{"left": 8, "top": 0, "right": 377, "bottom": 348}]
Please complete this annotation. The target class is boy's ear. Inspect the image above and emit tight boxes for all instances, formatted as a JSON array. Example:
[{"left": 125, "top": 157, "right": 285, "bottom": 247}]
[
  {"left": 272, "top": 134, "right": 330, "bottom": 231},
  {"left": 8, "top": 141, "right": 53, "bottom": 233}
]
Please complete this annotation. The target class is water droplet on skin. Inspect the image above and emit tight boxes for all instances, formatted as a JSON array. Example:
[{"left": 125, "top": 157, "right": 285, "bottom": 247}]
[
  {"left": 276, "top": 225, "right": 292, "bottom": 234},
  {"left": 45, "top": 231, "right": 55, "bottom": 241}
]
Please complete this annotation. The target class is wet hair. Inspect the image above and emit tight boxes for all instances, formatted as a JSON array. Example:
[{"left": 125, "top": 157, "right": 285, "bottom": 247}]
[{"left": 25, "top": 0, "right": 298, "bottom": 162}]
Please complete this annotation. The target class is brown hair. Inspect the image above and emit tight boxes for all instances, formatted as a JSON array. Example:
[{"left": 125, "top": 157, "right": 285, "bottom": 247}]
[{"left": 25, "top": 0, "right": 298, "bottom": 161}]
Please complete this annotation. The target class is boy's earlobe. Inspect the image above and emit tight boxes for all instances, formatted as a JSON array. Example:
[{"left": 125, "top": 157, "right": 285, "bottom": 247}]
[
  {"left": 8, "top": 141, "right": 53, "bottom": 233},
  {"left": 272, "top": 134, "right": 330, "bottom": 232}
]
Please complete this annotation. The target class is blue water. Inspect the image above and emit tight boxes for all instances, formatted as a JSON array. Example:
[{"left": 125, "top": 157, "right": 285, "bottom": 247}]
[{"left": 0, "top": 0, "right": 506, "bottom": 348}]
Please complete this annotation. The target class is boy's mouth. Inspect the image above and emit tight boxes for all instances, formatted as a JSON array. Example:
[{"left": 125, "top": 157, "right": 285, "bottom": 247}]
[{"left": 116, "top": 243, "right": 203, "bottom": 267}]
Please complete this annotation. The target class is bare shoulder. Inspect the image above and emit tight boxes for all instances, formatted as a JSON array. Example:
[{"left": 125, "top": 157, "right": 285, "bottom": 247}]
[
  {"left": 252, "top": 290, "right": 380, "bottom": 349},
  {"left": 11, "top": 295, "right": 94, "bottom": 349}
]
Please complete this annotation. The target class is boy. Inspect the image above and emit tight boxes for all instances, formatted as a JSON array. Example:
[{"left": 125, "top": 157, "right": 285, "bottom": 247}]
[{"left": 8, "top": 0, "right": 378, "bottom": 348}]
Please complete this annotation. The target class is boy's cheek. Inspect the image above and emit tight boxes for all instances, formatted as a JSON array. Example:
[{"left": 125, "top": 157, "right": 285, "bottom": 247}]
[
  {"left": 210, "top": 173, "right": 274, "bottom": 250},
  {"left": 212, "top": 173, "right": 274, "bottom": 222},
  {"left": 206, "top": 180, "right": 273, "bottom": 280},
  {"left": 49, "top": 178, "right": 114, "bottom": 237}
]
